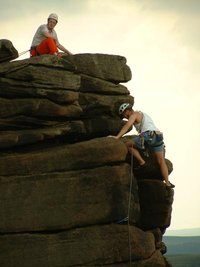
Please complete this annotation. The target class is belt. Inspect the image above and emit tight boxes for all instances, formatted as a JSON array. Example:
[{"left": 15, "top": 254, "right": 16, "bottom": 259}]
[
  {"left": 140, "top": 130, "right": 162, "bottom": 135},
  {"left": 154, "top": 131, "right": 162, "bottom": 135}
]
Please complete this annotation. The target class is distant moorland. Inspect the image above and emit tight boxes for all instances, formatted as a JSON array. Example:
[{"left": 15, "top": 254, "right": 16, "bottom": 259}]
[
  {"left": 166, "top": 254, "right": 200, "bottom": 267},
  {"left": 164, "top": 235, "right": 200, "bottom": 267},
  {"left": 165, "top": 228, "right": 200, "bottom": 237},
  {"left": 163, "top": 236, "right": 200, "bottom": 254}
]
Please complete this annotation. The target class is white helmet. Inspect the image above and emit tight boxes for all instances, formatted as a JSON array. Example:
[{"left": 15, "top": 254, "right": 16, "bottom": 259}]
[
  {"left": 48, "top": 13, "right": 58, "bottom": 22},
  {"left": 119, "top": 103, "right": 132, "bottom": 115}
]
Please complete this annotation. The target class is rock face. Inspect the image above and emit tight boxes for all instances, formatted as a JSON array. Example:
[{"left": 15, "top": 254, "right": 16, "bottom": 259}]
[{"left": 0, "top": 40, "right": 174, "bottom": 267}]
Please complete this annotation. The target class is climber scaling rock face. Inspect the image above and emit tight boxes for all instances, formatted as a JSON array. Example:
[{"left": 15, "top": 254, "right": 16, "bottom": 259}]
[
  {"left": 109, "top": 103, "right": 175, "bottom": 189},
  {"left": 0, "top": 39, "right": 19, "bottom": 63},
  {"left": 0, "top": 46, "right": 173, "bottom": 267}
]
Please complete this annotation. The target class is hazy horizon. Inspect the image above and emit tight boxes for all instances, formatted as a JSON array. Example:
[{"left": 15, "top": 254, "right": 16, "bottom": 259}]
[{"left": 166, "top": 227, "right": 200, "bottom": 236}]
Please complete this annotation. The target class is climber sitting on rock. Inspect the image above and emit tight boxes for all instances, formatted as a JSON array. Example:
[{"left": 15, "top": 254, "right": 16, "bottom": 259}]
[
  {"left": 30, "top": 13, "right": 72, "bottom": 57},
  {"left": 109, "top": 103, "right": 175, "bottom": 189}
]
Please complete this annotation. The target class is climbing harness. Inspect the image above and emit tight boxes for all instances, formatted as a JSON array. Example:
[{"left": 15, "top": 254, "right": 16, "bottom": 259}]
[{"left": 138, "top": 130, "right": 164, "bottom": 158}]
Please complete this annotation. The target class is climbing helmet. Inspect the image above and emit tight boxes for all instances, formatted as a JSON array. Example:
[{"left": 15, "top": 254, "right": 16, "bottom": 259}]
[
  {"left": 119, "top": 103, "right": 132, "bottom": 115},
  {"left": 48, "top": 13, "right": 58, "bottom": 22}
]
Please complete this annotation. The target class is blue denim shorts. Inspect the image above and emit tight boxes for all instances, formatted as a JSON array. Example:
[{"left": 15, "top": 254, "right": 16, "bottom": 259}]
[{"left": 133, "top": 131, "right": 164, "bottom": 152}]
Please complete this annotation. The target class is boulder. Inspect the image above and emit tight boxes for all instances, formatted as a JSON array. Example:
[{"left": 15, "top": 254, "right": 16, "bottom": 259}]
[
  {"left": 0, "top": 137, "right": 128, "bottom": 176},
  {"left": 64, "top": 53, "right": 132, "bottom": 82},
  {"left": 137, "top": 180, "right": 174, "bottom": 231},
  {"left": 0, "top": 46, "right": 173, "bottom": 267},
  {"left": 0, "top": 39, "right": 18, "bottom": 63},
  {"left": 0, "top": 164, "right": 139, "bottom": 233},
  {"left": 0, "top": 225, "right": 156, "bottom": 267}
]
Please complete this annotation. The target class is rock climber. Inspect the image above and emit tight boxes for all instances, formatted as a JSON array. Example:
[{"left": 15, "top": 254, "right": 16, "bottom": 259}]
[
  {"left": 109, "top": 103, "right": 175, "bottom": 188},
  {"left": 30, "top": 13, "right": 72, "bottom": 57}
]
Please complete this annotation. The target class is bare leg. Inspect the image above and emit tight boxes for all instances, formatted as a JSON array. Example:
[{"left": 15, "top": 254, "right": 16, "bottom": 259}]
[
  {"left": 125, "top": 140, "right": 145, "bottom": 166},
  {"left": 154, "top": 151, "right": 171, "bottom": 186}
]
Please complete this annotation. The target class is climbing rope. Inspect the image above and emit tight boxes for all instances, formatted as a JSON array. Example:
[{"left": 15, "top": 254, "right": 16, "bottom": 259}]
[
  {"left": 127, "top": 153, "right": 134, "bottom": 266},
  {"left": 115, "top": 153, "right": 134, "bottom": 266},
  {"left": 18, "top": 49, "right": 30, "bottom": 57}
]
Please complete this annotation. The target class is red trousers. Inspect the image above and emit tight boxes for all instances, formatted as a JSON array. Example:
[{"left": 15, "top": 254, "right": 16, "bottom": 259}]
[{"left": 30, "top": 37, "right": 58, "bottom": 57}]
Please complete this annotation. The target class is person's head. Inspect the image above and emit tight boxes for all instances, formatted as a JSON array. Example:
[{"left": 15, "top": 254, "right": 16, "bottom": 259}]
[
  {"left": 118, "top": 103, "right": 133, "bottom": 119},
  {"left": 47, "top": 13, "right": 58, "bottom": 30}
]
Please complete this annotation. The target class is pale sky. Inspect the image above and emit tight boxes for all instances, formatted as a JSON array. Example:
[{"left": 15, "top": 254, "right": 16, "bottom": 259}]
[{"left": 1, "top": 0, "right": 200, "bottom": 231}]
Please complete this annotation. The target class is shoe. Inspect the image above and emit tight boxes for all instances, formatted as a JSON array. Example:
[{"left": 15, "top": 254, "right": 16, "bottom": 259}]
[{"left": 166, "top": 182, "right": 175, "bottom": 188}]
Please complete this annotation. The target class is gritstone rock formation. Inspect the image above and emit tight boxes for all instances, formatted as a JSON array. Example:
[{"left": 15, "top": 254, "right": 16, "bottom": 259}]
[
  {"left": 0, "top": 39, "right": 19, "bottom": 63},
  {"left": 0, "top": 39, "right": 173, "bottom": 267}
]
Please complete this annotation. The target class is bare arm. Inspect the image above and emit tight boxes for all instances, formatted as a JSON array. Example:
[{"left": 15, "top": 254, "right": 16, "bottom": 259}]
[
  {"left": 110, "top": 113, "right": 137, "bottom": 139},
  {"left": 43, "top": 31, "right": 73, "bottom": 55},
  {"left": 57, "top": 43, "right": 73, "bottom": 55}
]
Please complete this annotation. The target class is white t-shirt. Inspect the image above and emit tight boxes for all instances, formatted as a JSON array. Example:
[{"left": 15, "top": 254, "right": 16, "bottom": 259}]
[
  {"left": 31, "top": 24, "right": 59, "bottom": 47},
  {"left": 134, "top": 112, "right": 160, "bottom": 133}
]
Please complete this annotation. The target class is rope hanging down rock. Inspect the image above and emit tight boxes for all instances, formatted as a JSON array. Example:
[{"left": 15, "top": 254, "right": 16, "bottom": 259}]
[
  {"left": 127, "top": 153, "right": 134, "bottom": 266},
  {"left": 115, "top": 153, "right": 134, "bottom": 266}
]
